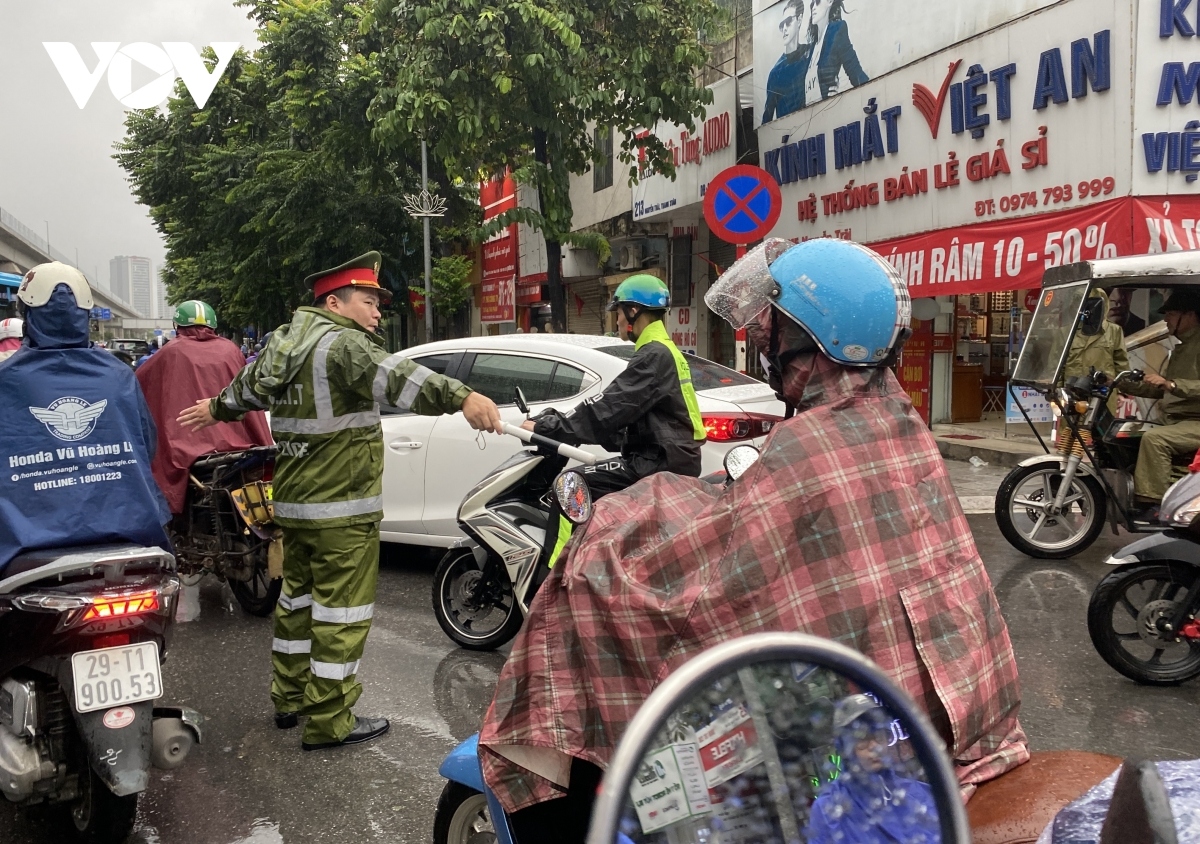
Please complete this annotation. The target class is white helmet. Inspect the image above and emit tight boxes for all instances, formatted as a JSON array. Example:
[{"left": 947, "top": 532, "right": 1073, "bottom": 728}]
[
  {"left": 0, "top": 318, "right": 22, "bottom": 340},
  {"left": 17, "top": 262, "right": 94, "bottom": 310}
]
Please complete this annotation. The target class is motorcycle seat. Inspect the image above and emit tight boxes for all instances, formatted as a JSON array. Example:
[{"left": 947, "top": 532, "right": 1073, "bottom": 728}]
[{"left": 968, "top": 750, "right": 1121, "bottom": 844}]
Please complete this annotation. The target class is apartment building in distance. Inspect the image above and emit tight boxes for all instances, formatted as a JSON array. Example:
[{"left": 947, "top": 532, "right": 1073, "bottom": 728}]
[{"left": 110, "top": 256, "right": 152, "bottom": 317}]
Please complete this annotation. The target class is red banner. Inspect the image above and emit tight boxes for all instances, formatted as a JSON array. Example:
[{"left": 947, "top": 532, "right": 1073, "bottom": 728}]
[
  {"left": 898, "top": 320, "right": 933, "bottom": 424},
  {"left": 866, "top": 195, "right": 1200, "bottom": 300},
  {"left": 517, "top": 272, "right": 546, "bottom": 306},
  {"left": 480, "top": 173, "right": 518, "bottom": 323}
]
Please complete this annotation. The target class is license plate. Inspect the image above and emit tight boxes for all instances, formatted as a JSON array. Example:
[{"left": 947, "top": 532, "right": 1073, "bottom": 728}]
[{"left": 71, "top": 642, "right": 162, "bottom": 713}]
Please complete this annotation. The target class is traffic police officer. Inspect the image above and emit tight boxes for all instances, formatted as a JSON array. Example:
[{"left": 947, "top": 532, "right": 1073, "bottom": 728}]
[{"left": 180, "top": 252, "right": 501, "bottom": 750}]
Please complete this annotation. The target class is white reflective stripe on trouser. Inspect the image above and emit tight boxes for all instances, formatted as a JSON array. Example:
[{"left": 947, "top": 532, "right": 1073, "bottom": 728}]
[
  {"left": 278, "top": 591, "right": 313, "bottom": 611},
  {"left": 309, "top": 659, "right": 360, "bottom": 680},
  {"left": 273, "top": 496, "right": 383, "bottom": 520},
  {"left": 311, "top": 601, "right": 374, "bottom": 624},
  {"left": 272, "top": 638, "right": 312, "bottom": 654}
]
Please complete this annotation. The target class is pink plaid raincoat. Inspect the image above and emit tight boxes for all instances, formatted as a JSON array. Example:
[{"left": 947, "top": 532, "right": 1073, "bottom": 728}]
[{"left": 480, "top": 354, "right": 1029, "bottom": 813}]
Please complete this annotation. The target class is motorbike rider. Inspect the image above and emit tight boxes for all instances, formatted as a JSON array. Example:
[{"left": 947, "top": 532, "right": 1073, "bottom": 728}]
[
  {"left": 178, "top": 251, "right": 502, "bottom": 752},
  {"left": 1063, "top": 289, "right": 1129, "bottom": 416},
  {"left": 135, "top": 300, "right": 272, "bottom": 516},
  {"left": 0, "top": 262, "right": 170, "bottom": 570},
  {"left": 1118, "top": 288, "right": 1200, "bottom": 519},
  {"left": 0, "top": 317, "right": 23, "bottom": 361},
  {"left": 522, "top": 274, "right": 706, "bottom": 569},
  {"left": 479, "top": 239, "right": 1027, "bottom": 843}
]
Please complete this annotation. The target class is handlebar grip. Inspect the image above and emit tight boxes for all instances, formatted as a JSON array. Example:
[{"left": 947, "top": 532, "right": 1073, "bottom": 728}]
[{"left": 500, "top": 422, "right": 598, "bottom": 465}]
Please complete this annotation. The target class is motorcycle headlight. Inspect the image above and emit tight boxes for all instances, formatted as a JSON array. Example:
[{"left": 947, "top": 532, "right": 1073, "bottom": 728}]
[{"left": 1159, "top": 473, "right": 1200, "bottom": 527}]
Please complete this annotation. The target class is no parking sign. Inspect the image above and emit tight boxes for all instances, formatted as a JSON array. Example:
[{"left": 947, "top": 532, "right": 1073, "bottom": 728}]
[{"left": 703, "top": 165, "right": 782, "bottom": 247}]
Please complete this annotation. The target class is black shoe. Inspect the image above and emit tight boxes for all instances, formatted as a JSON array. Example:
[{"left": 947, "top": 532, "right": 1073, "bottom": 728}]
[
  {"left": 1131, "top": 504, "right": 1160, "bottom": 524},
  {"left": 274, "top": 711, "right": 298, "bottom": 730},
  {"left": 301, "top": 716, "right": 390, "bottom": 751}
]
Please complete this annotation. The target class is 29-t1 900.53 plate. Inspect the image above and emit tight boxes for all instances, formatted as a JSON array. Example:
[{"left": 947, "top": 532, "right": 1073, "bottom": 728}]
[{"left": 71, "top": 642, "right": 162, "bottom": 713}]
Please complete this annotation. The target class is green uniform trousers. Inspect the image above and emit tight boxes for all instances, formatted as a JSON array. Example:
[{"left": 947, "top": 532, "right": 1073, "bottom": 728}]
[
  {"left": 1134, "top": 420, "right": 1200, "bottom": 501},
  {"left": 270, "top": 523, "right": 379, "bottom": 744}
]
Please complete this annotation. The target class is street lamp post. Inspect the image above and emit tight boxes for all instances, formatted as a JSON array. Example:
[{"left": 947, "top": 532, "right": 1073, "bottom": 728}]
[
  {"left": 403, "top": 140, "right": 448, "bottom": 341},
  {"left": 44, "top": 221, "right": 50, "bottom": 254}
]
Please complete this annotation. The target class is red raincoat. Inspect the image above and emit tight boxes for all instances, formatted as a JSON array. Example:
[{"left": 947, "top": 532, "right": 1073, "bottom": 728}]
[
  {"left": 136, "top": 327, "right": 272, "bottom": 514},
  {"left": 480, "top": 354, "right": 1028, "bottom": 813}
]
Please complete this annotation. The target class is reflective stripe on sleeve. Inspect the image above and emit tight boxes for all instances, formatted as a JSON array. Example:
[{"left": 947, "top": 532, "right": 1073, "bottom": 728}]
[
  {"left": 374, "top": 358, "right": 432, "bottom": 410},
  {"left": 223, "top": 391, "right": 242, "bottom": 411},
  {"left": 309, "top": 659, "right": 360, "bottom": 680},
  {"left": 311, "top": 332, "right": 339, "bottom": 419},
  {"left": 278, "top": 591, "right": 313, "bottom": 611},
  {"left": 272, "top": 638, "right": 312, "bottom": 654},
  {"left": 273, "top": 496, "right": 384, "bottom": 520},
  {"left": 311, "top": 601, "right": 374, "bottom": 624},
  {"left": 271, "top": 410, "right": 379, "bottom": 435},
  {"left": 241, "top": 382, "right": 267, "bottom": 410}
]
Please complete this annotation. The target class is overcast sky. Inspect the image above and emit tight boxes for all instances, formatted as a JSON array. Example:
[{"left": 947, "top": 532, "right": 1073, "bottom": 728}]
[{"left": 0, "top": 0, "right": 260, "bottom": 292}]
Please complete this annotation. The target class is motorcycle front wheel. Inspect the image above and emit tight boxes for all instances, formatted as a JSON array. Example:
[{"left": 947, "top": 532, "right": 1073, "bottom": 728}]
[
  {"left": 68, "top": 765, "right": 138, "bottom": 844},
  {"left": 433, "top": 548, "right": 523, "bottom": 651},
  {"left": 1088, "top": 562, "right": 1200, "bottom": 686},
  {"left": 995, "top": 463, "right": 1106, "bottom": 559},
  {"left": 432, "top": 782, "right": 496, "bottom": 844},
  {"left": 229, "top": 546, "right": 283, "bottom": 617}
]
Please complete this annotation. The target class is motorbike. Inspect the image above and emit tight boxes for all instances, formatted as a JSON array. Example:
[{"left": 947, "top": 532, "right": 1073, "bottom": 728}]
[
  {"left": 432, "top": 388, "right": 599, "bottom": 651},
  {"left": 0, "top": 543, "right": 201, "bottom": 843},
  {"left": 996, "top": 255, "right": 1199, "bottom": 559},
  {"left": 170, "top": 445, "right": 282, "bottom": 616},
  {"left": 435, "top": 630, "right": 1140, "bottom": 844},
  {"left": 1088, "top": 468, "right": 1200, "bottom": 686}
]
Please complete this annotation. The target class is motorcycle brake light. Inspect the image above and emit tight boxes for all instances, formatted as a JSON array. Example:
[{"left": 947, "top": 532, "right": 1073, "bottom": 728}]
[
  {"left": 80, "top": 591, "right": 161, "bottom": 622},
  {"left": 92, "top": 633, "right": 132, "bottom": 649}
]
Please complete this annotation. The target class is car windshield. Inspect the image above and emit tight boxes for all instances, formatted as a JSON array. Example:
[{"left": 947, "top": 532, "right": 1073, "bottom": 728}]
[
  {"left": 1011, "top": 281, "right": 1090, "bottom": 390},
  {"left": 599, "top": 345, "right": 758, "bottom": 391}
]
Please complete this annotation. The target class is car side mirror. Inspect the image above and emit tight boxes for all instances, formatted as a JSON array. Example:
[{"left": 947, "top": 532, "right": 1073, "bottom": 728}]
[
  {"left": 514, "top": 386, "right": 530, "bottom": 416},
  {"left": 722, "top": 445, "right": 760, "bottom": 482},
  {"left": 587, "top": 632, "right": 969, "bottom": 844}
]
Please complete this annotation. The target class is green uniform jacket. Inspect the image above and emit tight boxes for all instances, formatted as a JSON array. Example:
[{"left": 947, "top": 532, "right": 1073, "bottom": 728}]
[
  {"left": 210, "top": 307, "right": 472, "bottom": 529},
  {"left": 1121, "top": 325, "right": 1200, "bottom": 424},
  {"left": 1064, "top": 322, "right": 1129, "bottom": 381}
]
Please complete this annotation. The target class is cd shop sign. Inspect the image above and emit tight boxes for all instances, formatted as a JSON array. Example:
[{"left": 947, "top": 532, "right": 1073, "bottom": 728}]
[{"left": 632, "top": 77, "right": 738, "bottom": 222}]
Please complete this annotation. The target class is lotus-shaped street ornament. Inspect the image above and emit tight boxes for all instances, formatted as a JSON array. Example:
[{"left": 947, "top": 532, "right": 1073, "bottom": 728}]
[{"left": 403, "top": 190, "right": 448, "bottom": 218}]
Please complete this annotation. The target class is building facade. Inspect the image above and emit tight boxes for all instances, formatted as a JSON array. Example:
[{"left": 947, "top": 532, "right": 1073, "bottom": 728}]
[{"left": 110, "top": 256, "right": 153, "bottom": 318}]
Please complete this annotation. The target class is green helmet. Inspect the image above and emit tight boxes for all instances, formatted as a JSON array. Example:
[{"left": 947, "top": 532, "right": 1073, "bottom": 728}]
[
  {"left": 173, "top": 300, "right": 218, "bottom": 328},
  {"left": 607, "top": 274, "right": 670, "bottom": 312}
]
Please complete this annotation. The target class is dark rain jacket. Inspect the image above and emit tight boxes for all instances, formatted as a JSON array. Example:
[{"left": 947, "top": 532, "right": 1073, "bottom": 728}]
[
  {"left": 532, "top": 321, "right": 706, "bottom": 478},
  {"left": 0, "top": 287, "right": 170, "bottom": 574}
]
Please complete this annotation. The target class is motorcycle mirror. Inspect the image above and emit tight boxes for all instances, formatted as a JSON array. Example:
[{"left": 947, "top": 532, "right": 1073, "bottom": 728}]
[
  {"left": 554, "top": 470, "right": 594, "bottom": 525},
  {"left": 722, "top": 445, "right": 761, "bottom": 482},
  {"left": 1079, "top": 295, "right": 1105, "bottom": 337},
  {"left": 514, "top": 386, "right": 531, "bottom": 416},
  {"left": 586, "top": 632, "right": 969, "bottom": 844}
]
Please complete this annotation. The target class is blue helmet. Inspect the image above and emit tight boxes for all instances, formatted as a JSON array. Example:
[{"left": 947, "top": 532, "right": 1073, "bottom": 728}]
[
  {"left": 706, "top": 238, "right": 910, "bottom": 367},
  {"left": 768, "top": 240, "right": 911, "bottom": 366}
]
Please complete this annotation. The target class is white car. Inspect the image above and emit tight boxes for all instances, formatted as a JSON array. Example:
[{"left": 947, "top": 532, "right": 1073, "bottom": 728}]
[{"left": 379, "top": 334, "right": 785, "bottom": 547}]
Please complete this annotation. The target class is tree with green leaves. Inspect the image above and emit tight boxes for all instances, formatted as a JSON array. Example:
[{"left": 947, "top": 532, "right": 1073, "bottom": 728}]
[
  {"left": 367, "top": 0, "right": 719, "bottom": 332},
  {"left": 115, "top": 0, "right": 477, "bottom": 335}
]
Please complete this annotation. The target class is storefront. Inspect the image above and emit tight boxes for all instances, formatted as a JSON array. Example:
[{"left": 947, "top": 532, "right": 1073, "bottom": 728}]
[
  {"left": 479, "top": 173, "right": 518, "bottom": 333},
  {"left": 631, "top": 77, "right": 740, "bottom": 359},
  {"left": 752, "top": 0, "right": 1197, "bottom": 423}
]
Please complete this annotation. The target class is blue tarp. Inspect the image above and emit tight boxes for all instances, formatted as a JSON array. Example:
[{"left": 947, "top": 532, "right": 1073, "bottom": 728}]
[
  {"left": 0, "top": 272, "right": 22, "bottom": 288},
  {"left": 0, "top": 285, "right": 169, "bottom": 575}
]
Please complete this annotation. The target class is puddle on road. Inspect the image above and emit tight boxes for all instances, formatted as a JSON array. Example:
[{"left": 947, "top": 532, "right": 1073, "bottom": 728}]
[{"left": 133, "top": 818, "right": 283, "bottom": 843}]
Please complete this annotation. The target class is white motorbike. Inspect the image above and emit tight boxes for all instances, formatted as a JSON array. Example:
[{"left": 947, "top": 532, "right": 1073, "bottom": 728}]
[{"left": 431, "top": 388, "right": 598, "bottom": 650}]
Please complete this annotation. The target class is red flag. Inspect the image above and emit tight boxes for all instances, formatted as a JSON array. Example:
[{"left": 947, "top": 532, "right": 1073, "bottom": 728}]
[
  {"left": 574, "top": 292, "right": 586, "bottom": 317},
  {"left": 409, "top": 287, "right": 426, "bottom": 320}
]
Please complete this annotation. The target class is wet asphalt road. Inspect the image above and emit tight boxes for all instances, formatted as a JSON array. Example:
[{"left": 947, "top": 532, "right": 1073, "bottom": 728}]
[{"left": 4, "top": 517, "right": 1200, "bottom": 843}]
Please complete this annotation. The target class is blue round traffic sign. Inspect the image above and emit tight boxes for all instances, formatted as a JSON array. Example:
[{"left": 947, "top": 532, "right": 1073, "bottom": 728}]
[{"left": 704, "top": 165, "right": 782, "bottom": 244}]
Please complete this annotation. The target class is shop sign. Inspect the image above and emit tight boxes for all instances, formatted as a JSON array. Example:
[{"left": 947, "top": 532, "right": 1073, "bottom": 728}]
[
  {"left": 751, "top": 0, "right": 1058, "bottom": 127},
  {"left": 1133, "top": 0, "right": 1200, "bottom": 195},
  {"left": 480, "top": 174, "right": 518, "bottom": 323},
  {"left": 898, "top": 321, "right": 933, "bottom": 425},
  {"left": 756, "top": 0, "right": 1130, "bottom": 246},
  {"left": 1006, "top": 386, "right": 1053, "bottom": 424},
  {"left": 667, "top": 306, "right": 698, "bottom": 354},
  {"left": 517, "top": 272, "right": 545, "bottom": 306},
  {"left": 632, "top": 77, "right": 737, "bottom": 221},
  {"left": 627, "top": 743, "right": 711, "bottom": 834}
]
